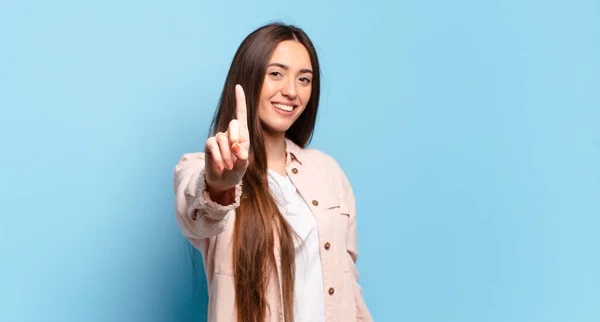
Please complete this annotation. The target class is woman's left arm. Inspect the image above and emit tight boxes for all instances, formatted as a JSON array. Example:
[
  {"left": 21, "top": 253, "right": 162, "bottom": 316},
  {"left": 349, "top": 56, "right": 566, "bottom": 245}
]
[{"left": 339, "top": 165, "right": 374, "bottom": 321}]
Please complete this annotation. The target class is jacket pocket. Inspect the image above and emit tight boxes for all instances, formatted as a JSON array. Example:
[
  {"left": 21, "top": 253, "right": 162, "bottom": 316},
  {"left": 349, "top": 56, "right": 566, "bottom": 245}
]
[
  {"left": 339, "top": 200, "right": 350, "bottom": 216},
  {"left": 324, "top": 198, "right": 351, "bottom": 272}
]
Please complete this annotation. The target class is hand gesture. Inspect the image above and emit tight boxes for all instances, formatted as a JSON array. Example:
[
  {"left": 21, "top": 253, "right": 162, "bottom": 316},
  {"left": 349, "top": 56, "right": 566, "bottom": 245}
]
[{"left": 204, "top": 85, "right": 250, "bottom": 193}]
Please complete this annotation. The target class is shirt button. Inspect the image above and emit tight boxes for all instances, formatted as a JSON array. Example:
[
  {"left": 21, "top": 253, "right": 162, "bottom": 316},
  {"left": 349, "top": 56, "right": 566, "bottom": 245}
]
[
  {"left": 312, "top": 200, "right": 319, "bottom": 206},
  {"left": 324, "top": 242, "right": 331, "bottom": 250},
  {"left": 291, "top": 168, "right": 298, "bottom": 174},
  {"left": 328, "top": 287, "right": 335, "bottom": 295}
]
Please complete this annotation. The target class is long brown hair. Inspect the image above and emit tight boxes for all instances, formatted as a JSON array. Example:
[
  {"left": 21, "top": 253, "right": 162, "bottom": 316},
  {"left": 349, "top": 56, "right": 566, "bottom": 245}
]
[{"left": 208, "top": 23, "right": 321, "bottom": 322}]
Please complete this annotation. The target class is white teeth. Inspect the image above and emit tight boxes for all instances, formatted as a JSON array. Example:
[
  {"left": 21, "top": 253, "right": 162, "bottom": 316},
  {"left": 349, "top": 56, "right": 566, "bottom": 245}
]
[{"left": 273, "top": 103, "right": 294, "bottom": 112}]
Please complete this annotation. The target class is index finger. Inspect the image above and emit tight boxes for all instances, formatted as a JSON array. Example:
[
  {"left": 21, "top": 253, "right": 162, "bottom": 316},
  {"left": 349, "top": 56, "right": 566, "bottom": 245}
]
[{"left": 235, "top": 84, "right": 248, "bottom": 131}]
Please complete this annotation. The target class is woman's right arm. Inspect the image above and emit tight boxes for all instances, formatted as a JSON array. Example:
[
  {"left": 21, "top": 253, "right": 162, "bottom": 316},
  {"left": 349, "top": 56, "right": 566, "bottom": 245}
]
[
  {"left": 173, "top": 152, "right": 242, "bottom": 240},
  {"left": 174, "top": 85, "right": 250, "bottom": 240}
]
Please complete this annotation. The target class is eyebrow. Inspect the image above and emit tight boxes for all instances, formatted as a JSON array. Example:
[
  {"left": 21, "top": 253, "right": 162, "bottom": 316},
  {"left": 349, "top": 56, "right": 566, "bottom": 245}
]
[{"left": 268, "top": 63, "right": 313, "bottom": 74}]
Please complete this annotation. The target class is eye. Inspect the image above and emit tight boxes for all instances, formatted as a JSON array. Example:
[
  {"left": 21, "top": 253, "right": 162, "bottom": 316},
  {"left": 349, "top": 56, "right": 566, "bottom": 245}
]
[
  {"left": 269, "top": 71, "right": 283, "bottom": 78},
  {"left": 299, "top": 77, "right": 312, "bottom": 84}
]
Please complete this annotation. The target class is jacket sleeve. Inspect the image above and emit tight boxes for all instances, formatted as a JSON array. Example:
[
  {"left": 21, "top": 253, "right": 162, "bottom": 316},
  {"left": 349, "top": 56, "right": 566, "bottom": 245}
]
[
  {"left": 339, "top": 166, "right": 374, "bottom": 321},
  {"left": 173, "top": 152, "right": 242, "bottom": 240}
]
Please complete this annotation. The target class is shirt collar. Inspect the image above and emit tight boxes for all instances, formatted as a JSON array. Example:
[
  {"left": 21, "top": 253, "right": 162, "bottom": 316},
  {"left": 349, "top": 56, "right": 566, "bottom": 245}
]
[{"left": 284, "top": 137, "right": 305, "bottom": 165}]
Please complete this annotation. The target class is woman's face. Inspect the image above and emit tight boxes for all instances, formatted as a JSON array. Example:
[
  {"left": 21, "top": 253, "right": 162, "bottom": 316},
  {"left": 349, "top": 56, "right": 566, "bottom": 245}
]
[{"left": 257, "top": 40, "right": 313, "bottom": 135}]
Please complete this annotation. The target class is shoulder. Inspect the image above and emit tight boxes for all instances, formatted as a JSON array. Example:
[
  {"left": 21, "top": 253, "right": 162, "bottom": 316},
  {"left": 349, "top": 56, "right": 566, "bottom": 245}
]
[
  {"left": 303, "top": 147, "right": 342, "bottom": 171},
  {"left": 302, "top": 146, "right": 352, "bottom": 192}
]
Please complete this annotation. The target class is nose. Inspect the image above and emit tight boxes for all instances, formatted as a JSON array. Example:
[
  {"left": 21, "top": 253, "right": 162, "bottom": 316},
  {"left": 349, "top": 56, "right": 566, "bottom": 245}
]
[{"left": 280, "top": 77, "right": 297, "bottom": 99}]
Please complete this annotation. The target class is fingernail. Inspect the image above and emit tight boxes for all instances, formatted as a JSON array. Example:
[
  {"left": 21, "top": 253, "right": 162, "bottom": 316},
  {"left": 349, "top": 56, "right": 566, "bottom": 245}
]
[{"left": 232, "top": 143, "right": 240, "bottom": 153}]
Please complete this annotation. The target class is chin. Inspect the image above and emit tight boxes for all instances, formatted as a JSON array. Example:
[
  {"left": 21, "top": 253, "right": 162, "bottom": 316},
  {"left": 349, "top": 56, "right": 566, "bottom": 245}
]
[
  {"left": 265, "top": 123, "right": 293, "bottom": 134},
  {"left": 261, "top": 119, "right": 295, "bottom": 134}
]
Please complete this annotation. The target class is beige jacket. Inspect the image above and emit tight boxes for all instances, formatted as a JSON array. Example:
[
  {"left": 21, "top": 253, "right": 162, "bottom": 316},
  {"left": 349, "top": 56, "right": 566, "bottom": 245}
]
[{"left": 174, "top": 138, "right": 373, "bottom": 321}]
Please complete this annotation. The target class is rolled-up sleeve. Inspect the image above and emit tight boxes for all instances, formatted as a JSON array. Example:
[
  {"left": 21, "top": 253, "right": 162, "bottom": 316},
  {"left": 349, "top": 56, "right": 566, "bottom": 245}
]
[{"left": 173, "top": 152, "right": 242, "bottom": 240}]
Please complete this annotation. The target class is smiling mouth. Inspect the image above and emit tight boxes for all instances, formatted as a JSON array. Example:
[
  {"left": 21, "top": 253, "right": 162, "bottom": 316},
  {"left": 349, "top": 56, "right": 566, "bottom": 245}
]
[{"left": 272, "top": 103, "right": 296, "bottom": 112}]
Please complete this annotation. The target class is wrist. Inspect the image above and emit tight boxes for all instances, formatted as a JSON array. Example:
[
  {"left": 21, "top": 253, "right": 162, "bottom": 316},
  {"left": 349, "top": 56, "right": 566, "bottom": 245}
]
[{"left": 206, "top": 182, "right": 236, "bottom": 206}]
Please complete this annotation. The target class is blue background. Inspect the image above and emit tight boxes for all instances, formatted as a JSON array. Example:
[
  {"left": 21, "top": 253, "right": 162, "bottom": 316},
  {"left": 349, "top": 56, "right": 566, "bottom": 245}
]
[{"left": 1, "top": 0, "right": 599, "bottom": 321}]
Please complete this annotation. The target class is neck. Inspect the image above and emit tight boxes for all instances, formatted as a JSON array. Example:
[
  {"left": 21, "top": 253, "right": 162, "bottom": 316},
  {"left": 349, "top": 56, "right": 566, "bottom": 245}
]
[{"left": 263, "top": 130, "right": 287, "bottom": 175}]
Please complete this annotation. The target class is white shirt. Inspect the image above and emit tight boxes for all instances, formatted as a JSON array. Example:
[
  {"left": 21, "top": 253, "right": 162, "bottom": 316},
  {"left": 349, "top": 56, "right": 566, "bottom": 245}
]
[{"left": 267, "top": 169, "right": 326, "bottom": 322}]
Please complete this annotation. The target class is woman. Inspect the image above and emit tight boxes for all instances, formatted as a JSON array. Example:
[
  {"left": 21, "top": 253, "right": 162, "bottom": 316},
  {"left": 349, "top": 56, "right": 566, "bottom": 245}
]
[{"left": 174, "top": 23, "right": 372, "bottom": 322}]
